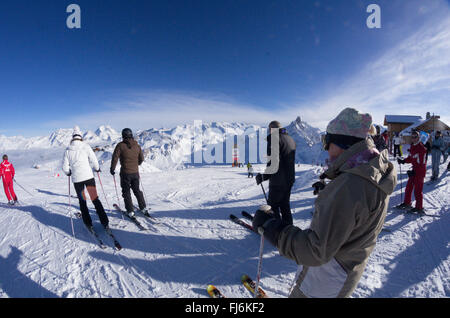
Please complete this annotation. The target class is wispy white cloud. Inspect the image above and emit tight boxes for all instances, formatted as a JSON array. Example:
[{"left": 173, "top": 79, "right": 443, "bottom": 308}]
[{"left": 44, "top": 90, "right": 300, "bottom": 132}]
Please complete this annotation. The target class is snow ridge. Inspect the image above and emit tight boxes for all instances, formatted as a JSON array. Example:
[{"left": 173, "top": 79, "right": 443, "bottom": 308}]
[{"left": 0, "top": 119, "right": 327, "bottom": 171}]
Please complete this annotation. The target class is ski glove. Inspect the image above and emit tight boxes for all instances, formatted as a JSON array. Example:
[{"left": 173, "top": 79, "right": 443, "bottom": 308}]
[
  {"left": 397, "top": 158, "right": 405, "bottom": 165},
  {"left": 255, "top": 173, "right": 269, "bottom": 185},
  {"left": 255, "top": 173, "right": 263, "bottom": 185},
  {"left": 312, "top": 181, "right": 326, "bottom": 195},
  {"left": 252, "top": 206, "right": 287, "bottom": 247},
  {"left": 66, "top": 170, "right": 72, "bottom": 177},
  {"left": 110, "top": 168, "right": 115, "bottom": 176},
  {"left": 407, "top": 170, "right": 415, "bottom": 178}
]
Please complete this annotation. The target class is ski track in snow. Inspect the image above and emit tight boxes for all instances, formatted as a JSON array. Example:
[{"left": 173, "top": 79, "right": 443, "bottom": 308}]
[{"left": 0, "top": 161, "right": 448, "bottom": 298}]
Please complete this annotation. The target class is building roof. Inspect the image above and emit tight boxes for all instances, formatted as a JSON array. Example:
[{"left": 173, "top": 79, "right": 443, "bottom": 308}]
[
  {"left": 384, "top": 115, "right": 422, "bottom": 125},
  {"left": 399, "top": 119, "right": 428, "bottom": 137},
  {"left": 399, "top": 117, "right": 450, "bottom": 137}
]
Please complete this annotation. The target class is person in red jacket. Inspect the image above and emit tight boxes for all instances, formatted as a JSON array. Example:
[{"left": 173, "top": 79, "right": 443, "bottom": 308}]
[
  {"left": 396, "top": 131, "right": 427, "bottom": 213},
  {"left": 0, "top": 155, "right": 18, "bottom": 205}
]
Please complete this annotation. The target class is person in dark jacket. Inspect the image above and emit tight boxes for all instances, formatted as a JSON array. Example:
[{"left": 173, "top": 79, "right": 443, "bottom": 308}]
[
  {"left": 256, "top": 121, "right": 296, "bottom": 225},
  {"left": 372, "top": 126, "right": 387, "bottom": 152},
  {"left": 110, "top": 128, "right": 148, "bottom": 217}
]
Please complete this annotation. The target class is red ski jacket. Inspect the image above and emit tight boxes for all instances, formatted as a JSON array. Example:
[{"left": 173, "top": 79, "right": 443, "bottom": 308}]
[
  {"left": 404, "top": 143, "right": 427, "bottom": 176},
  {"left": 0, "top": 160, "right": 15, "bottom": 181}
]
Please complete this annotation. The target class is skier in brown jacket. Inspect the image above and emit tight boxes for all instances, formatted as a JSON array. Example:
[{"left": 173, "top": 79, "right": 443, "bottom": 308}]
[
  {"left": 252, "top": 108, "right": 397, "bottom": 298},
  {"left": 110, "top": 128, "right": 148, "bottom": 217}
]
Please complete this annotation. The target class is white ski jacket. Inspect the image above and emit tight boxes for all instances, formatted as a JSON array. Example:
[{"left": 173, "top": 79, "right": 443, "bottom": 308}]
[
  {"left": 62, "top": 140, "right": 100, "bottom": 183},
  {"left": 393, "top": 136, "right": 402, "bottom": 146}
]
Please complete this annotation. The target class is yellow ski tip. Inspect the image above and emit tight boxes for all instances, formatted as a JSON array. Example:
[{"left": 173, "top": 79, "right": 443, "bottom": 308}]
[
  {"left": 207, "top": 285, "right": 220, "bottom": 298},
  {"left": 241, "top": 274, "right": 250, "bottom": 283}
]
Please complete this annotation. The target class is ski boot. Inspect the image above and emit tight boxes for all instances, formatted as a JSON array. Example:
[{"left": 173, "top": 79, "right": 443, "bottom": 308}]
[
  {"left": 395, "top": 203, "right": 412, "bottom": 210},
  {"left": 409, "top": 207, "right": 425, "bottom": 215},
  {"left": 139, "top": 208, "right": 151, "bottom": 217}
]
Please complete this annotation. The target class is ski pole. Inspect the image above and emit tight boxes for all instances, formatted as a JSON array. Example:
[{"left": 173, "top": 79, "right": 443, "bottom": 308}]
[
  {"left": 68, "top": 176, "right": 75, "bottom": 238},
  {"left": 260, "top": 183, "right": 268, "bottom": 204},
  {"left": 96, "top": 171, "right": 111, "bottom": 212},
  {"left": 113, "top": 175, "right": 124, "bottom": 220},
  {"left": 399, "top": 163, "right": 403, "bottom": 204},
  {"left": 139, "top": 171, "right": 149, "bottom": 206},
  {"left": 255, "top": 227, "right": 265, "bottom": 298},
  {"left": 13, "top": 179, "right": 34, "bottom": 196}
]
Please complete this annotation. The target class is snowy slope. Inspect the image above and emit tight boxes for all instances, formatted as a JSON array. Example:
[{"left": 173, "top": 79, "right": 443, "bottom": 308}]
[{"left": 0, "top": 156, "right": 448, "bottom": 298}]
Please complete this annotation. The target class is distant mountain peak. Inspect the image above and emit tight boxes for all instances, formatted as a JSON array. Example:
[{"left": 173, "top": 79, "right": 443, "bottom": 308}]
[{"left": 0, "top": 119, "right": 328, "bottom": 168}]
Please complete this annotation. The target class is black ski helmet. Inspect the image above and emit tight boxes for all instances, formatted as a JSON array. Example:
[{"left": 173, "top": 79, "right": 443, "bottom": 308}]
[{"left": 122, "top": 128, "right": 133, "bottom": 139}]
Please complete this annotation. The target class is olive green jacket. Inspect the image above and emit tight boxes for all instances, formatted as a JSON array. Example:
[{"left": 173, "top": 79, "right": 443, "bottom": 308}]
[{"left": 278, "top": 138, "right": 397, "bottom": 298}]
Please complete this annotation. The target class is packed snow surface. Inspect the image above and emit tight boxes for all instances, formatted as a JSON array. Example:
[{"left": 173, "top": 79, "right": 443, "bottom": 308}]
[{"left": 0, "top": 158, "right": 448, "bottom": 298}]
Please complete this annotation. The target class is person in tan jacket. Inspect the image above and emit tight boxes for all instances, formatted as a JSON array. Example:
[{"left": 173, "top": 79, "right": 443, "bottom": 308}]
[
  {"left": 110, "top": 128, "right": 148, "bottom": 217},
  {"left": 252, "top": 108, "right": 397, "bottom": 298}
]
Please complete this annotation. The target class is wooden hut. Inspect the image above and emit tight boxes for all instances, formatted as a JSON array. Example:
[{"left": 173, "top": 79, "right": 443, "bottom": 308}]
[
  {"left": 384, "top": 115, "right": 422, "bottom": 136},
  {"left": 399, "top": 115, "right": 450, "bottom": 144},
  {"left": 383, "top": 115, "right": 422, "bottom": 153}
]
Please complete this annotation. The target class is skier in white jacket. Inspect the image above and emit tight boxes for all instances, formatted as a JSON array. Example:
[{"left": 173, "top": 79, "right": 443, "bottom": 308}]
[{"left": 62, "top": 126, "right": 109, "bottom": 229}]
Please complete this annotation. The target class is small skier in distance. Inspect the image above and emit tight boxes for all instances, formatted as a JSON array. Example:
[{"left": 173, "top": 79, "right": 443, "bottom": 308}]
[
  {"left": 0, "top": 155, "right": 18, "bottom": 205},
  {"left": 247, "top": 163, "right": 254, "bottom": 178}
]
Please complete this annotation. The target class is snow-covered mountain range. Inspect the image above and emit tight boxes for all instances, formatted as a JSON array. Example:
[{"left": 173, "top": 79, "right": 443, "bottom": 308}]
[{"left": 0, "top": 118, "right": 326, "bottom": 171}]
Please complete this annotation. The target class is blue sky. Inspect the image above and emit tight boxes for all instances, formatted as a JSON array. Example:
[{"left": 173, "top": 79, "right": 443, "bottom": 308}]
[{"left": 0, "top": 0, "right": 449, "bottom": 136}]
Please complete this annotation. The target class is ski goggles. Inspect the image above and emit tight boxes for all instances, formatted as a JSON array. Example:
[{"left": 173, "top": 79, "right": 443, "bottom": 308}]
[
  {"left": 321, "top": 134, "right": 331, "bottom": 151},
  {"left": 321, "top": 133, "right": 364, "bottom": 151}
]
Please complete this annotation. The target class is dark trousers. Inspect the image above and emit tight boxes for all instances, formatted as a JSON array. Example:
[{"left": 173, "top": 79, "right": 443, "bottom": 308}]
[
  {"left": 120, "top": 173, "right": 146, "bottom": 213},
  {"left": 268, "top": 185, "right": 293, "bottom": 225},
  {"left": 394, "top": 145, "right": 402, "bottom": 157},
  {"left": 74, "top": 178, "right": 109, "bottom": 228}
]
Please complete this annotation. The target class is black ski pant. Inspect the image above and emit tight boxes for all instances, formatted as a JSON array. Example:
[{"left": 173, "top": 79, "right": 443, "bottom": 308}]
[
  {"left": 394, "top": 145, "right": 402, "bottom": 157},
  {"left": 268, "top": 184, "right": 293, "bottom": 226},
  {"left": 120, "top": 173, "right": 146, "bottom": 213},
  {"left": 74, "top": 178, "right": 109, "bottom": 228}
]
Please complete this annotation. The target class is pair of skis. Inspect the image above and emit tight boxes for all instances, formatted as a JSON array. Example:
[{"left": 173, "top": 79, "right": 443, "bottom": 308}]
[
  {"left": 114, "top": 203, "right": 155, "bottom": 231},
  {"left": 229, "top": 211, "right": 255, "bottom": 232},
  {"left": 225, "top": 213, "right": 268, "bottom": 298},
  {"left": 81, "top": 203, "right": 160, "bottom": 250},
  {"left": 86, "top": 225, "right": 122, "bottom": 251},
  {"left": 70, "top": 207, "right": 122, "bottom": 250},
  {"left": 232, "top": 209, "right": 398, "bottom": 234},
  {"left": 391, "top": 205, "right": 441, "bottom": 218},
  {"left": 207, "top": 274, "right": 268, "bottom": 298}
]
